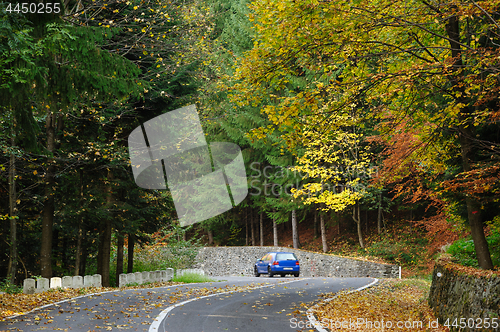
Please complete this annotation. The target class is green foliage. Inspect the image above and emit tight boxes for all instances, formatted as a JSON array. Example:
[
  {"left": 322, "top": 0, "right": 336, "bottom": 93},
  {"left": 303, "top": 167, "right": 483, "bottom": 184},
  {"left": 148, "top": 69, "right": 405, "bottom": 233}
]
[
  {"left": 366, "top": 233, "right": 428, "bottom": 267},
  {"left": 447, "top": 239, "right": 479, "bottom": 267},
  {"left": 447, "top": 228, "right": 500, "bottom": 268},
  {"left": 225, "top": 224, "right": 243, "bottom": 246},
  {"left": 0, "top": 279, "right": 22, "bottom": 294},
  {"left": 171, "top": 272, "right": 214, "bottom": 283},
  {"left": 122, "top": 225, "right": 202, "bottom": 276}
]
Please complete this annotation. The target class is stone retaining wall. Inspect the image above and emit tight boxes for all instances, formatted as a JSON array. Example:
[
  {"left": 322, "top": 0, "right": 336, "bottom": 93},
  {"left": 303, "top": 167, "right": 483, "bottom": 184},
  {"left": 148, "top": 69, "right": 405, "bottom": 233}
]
[
  {"left": 429, "top": 263, "right": 500, "bottom": 331},
  {"left": 192, "top": 246, "right": 399, "bottom": 278}
]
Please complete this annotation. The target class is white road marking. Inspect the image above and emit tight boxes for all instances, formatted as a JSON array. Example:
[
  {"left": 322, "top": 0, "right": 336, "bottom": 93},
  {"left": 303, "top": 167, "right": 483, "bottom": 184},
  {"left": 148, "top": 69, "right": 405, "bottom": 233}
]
[{"left": 149, "top": 278, "right": 308, "bottom": 332}]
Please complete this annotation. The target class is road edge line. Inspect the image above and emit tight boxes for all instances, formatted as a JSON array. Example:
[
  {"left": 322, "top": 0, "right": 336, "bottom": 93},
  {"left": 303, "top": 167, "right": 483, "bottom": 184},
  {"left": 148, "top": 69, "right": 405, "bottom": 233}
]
[
  {"left": 149, "top": 278, "right": 308, "bottom": 332},
  {"left": 2, "top": 284, "right": 180, "bottom": 321},
  {"left": 306, "top": 278, "right": 379, "bottom": 332}
]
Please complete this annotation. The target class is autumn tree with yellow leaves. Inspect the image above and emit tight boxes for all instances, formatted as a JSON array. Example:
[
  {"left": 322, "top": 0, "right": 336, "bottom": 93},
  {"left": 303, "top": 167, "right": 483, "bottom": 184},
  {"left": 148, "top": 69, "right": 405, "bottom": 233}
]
[{"left": 230, "top": 0, "right": 500, "bottom": 268}]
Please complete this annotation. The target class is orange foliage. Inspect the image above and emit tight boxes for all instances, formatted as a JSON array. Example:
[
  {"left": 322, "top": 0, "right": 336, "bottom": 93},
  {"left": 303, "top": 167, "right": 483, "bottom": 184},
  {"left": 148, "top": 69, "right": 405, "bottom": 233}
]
[
  {"left": 440, "top": 164, "right": 500, "bottom": 202},
  {"left": 370, "top": 123, "right": 463, "bottom": 254}
]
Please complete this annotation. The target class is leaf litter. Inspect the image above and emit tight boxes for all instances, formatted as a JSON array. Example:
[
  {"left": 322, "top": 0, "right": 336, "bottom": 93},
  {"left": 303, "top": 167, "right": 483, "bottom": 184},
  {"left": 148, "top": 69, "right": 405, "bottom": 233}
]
[{"left": 307, "top": 278, "right": 450, "bottom": 331}]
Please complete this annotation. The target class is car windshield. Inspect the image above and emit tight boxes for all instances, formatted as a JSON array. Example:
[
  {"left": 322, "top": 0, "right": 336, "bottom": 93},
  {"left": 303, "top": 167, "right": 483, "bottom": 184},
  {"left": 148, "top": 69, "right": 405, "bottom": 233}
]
[{"left": 276, "top": 253, "right": 296, "bottom": 261}]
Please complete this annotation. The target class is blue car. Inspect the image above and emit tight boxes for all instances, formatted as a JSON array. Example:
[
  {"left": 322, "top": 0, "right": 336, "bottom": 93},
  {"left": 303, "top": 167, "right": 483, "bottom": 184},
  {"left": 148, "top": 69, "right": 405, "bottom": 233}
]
[{"left": 254, "top": 252, "right": 300, "bottom": 277}]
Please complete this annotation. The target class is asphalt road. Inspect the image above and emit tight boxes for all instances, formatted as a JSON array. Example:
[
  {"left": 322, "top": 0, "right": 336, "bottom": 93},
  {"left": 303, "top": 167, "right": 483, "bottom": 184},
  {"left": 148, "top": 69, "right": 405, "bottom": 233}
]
[{"left": 0, "top": 276, "right": 374, "bottom": 332}]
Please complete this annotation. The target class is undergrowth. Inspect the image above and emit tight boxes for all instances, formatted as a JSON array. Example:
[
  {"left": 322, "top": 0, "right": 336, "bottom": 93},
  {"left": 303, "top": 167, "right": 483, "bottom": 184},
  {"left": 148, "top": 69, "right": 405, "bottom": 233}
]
[
  {"left": 446, "top": 228, "right": 500, "bottom": 269},
  {"left": 171, "top": 272, "right": 215, "bottom": 283},
  {"left": 0, "top": 280, "right": 22, "bottom": 294},
  {"left": 323, "top": 225, "right": 434, "bottom": 277}
]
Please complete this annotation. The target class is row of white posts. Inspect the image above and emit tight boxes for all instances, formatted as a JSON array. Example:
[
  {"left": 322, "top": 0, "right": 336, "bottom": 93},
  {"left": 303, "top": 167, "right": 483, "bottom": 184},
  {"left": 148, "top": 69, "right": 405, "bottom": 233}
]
[
  {"left": 22, "top": 268, "right": 178, "bottom": 294},
  {"left": 23, "top": 275, "right": 102, "bottom": 294},
  {"left": 117, "top": 268, "right": 174, "bottom": 287}
]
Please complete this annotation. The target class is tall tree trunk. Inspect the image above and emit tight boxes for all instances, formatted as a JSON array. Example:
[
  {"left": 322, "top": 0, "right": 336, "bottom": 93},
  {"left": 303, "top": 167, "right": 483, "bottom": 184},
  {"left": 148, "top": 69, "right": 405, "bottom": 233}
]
[
  {"left": 365, "top": 209, "right": 368, "bottom": 233},
  {"left": 40, "top": 112, "right": 57, "bottom": 278},
  {"left": 97, "top": 229, "right": 104, "bottom": 275},
  {"left": 74, "top": 169, "right": 84, "bottom": 276},
  {"left": 320, "top": 213, "right": 328, "bottom": 253},
  {"left": 116, "top": 229, "right": 124, "bottom": 286},
  {"left": 251, "top": 209, "right": 255, "bottom": 246},
  {"left": 352, "top": 204, "right": 364, "bottom": 249},
  {"left": 52, "top": 228, "right": 59, "bottom": 268},
  {"left": 446, "top": 14, "right": 493, "bottom": 269},
  {"left": 273, "top": 217, "right": 278, "bottom": 247},
  {"left": 259, "top": 212, "right": 264, "bottom": 246},
  {"left": 456, "top": 114, "right": 493, "bottom": 269},
  {"left": 313, "top": 208, "right": 319, "bottom": 239},
  {"left": 409, "top": 210, "right": 413, "bottom": 232},
  {"left": 336, "top": 211, "right": 340, "bottom": 235},
  {"left": 208, "top": 229, "right": 214, "bottom": 245},
  {"left": 7, "top": 126, "right": 17, "bottom": 284},
  {"left": 61, "top": 235, "right": 69, "bottom": 271},
  {"left": 100, "top": 168, "right": 114, "bottom": 287},
  {"left": 377, "top": 192, "right": 382, "bottom": 234},
  {"left": 245, "top": 208, "right": 249, "bottom": 246},
  {"left": 292, "top": 209, "right": 300, "bottom": 249},
  {"left": 74, "top": 224, "right": 83, "bottom": 276},
  {"left": 97, "top": 220, "right": 112, "bottom": 286},
  {"left": 80, "top": 243, "right": 87, "bottom": 276},
  {"left": 127, "top": 233, "right": 135, "bottom": 273}
]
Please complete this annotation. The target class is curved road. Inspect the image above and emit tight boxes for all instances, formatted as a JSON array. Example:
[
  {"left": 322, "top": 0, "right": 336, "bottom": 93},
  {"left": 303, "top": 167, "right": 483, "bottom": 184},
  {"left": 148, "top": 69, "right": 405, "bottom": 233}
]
[{"left": 0, "top": 276, "right": 374, "bottom": 332}]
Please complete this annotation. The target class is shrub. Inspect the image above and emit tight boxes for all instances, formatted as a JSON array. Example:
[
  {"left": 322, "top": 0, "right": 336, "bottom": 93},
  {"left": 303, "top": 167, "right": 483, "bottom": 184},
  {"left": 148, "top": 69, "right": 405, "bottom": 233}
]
[
  {"left": 366, "top": 233, "right": 426, "bottom": 266},
  {"left": 446, "top": 238, "right": 478, "bottom": 267},
  {"left": 447, "top": 226, "right": 500, "bottom": 268},
  {"left": 0, "top": 279, "right": 23, "bottom": 294},
  {"left": 120, "top": 224, "right": 202, "bottom": 278}
]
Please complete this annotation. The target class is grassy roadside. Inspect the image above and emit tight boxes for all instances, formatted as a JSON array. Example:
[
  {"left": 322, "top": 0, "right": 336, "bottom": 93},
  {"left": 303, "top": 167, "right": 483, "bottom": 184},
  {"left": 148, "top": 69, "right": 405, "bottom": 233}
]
[
  {"left": 171, "top": 272, "right": 215, "bottom": 283},
  {"left": 311, "top": 278, "right": 449, "bottom": 331}
]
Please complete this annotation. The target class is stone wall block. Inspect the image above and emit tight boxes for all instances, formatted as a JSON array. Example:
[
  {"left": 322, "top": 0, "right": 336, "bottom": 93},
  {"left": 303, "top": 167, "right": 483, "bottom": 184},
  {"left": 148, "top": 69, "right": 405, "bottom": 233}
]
[
  {"left": 166, "top": 268, "right": 174, "bottom": 281},
  {"left": 50, "top": 277, "right": 62, "bottom": 289},
  {"left": 84, "top": 275, "right": 93, "bottom": 287},
  {"left": 73, "top": 276, "right": 83, "bottom": 288},
  {"left": 135, "top": 272, "right": 142, "bottom": 284},
  {"left": 62, "top": 276, "right": 73, "bottom": 288},
  {"left": 23, "top": 278, "right": 35, "bottom": 294},
  {"left": 118, "top": 274, "right": 127, "bottom": 287},
  {"left": 36, "top": 278, "right": 49, "bottom": 293},
  {"left": 93, "top": 274, "right": 102, "bottom": 288}
]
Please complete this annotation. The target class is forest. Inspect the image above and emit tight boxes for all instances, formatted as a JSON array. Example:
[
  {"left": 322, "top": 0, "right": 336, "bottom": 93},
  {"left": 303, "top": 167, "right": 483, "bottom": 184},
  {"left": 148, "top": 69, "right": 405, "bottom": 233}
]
[{"left": 1, "top": 0, "right": 499, "bottom": 288}]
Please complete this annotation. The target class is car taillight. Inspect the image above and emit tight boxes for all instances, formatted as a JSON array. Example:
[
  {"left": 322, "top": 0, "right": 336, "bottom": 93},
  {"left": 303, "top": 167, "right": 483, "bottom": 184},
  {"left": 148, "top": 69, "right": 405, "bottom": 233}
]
[
  {"left": 273, "top": 261, "right": 279, "bottom": 265},
  {"left": 296, "top": 261, "right": 300, "bottom": 265}
]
